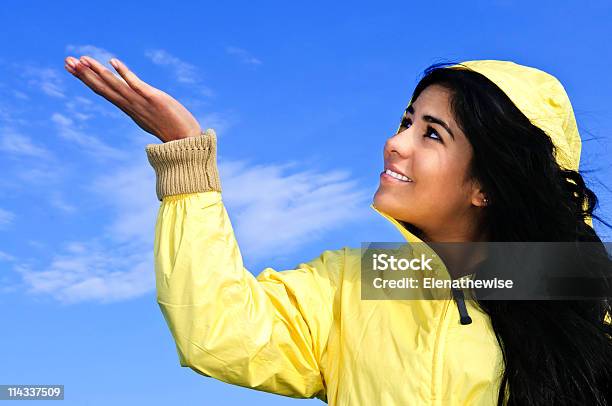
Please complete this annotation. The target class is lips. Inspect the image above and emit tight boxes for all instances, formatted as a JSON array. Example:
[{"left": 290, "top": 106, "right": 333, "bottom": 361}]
[
  {"left": 385, "top": 164, "right": 408, "bottom": 176},
  {"left": 384, "top": 164, "right": 413, "bottom": 182},
  {"left": 381, "top": 170, "right": 412, "bottom": 183}
]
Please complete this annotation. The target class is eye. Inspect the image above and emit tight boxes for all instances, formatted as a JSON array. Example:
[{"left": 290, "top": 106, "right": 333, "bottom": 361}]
[
  {"left": 425, "top": 126, "right": 443, "bottom": 143},
  {"left": 399, "top": 117, "right": 443, "bottom": 143},
  {"left": 399, "top": 116, "right": 412, "bottom": 130}
]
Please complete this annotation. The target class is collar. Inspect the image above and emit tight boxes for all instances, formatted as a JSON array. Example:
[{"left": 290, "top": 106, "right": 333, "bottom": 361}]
[
  {"left": 368, "top": 203, "right": 457, "bottom": 300},
  {"left": 369, "top": 203, "right": 424, "bottom": 244},
  {"left": 369, "top": 203, "right": 473, "bottom": 323}
]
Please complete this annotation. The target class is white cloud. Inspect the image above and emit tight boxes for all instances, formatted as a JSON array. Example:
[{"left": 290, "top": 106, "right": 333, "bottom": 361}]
[
  {"left": 0, "top": 104, "right": 29, "bottom": 127},
  {"left": 197, "top": 85, "right": 215, "bottom": 98},
  {"left": 0, "top": 128, "right": 51, "bottom": 159},
  {"left": 17, "top": 167, "right": 64, "bottom": 185},
  {"left": 27, "top": 240, "right": 47, "bottom": 250},
  {"left": 64, "top": 96, "right": 122, "bottom": 122},
  {"left": 14, "top": 241, "right": 154, "bottom": 304},
  {"left": 12, "top": 156, "right": 158, "bottom": 304},
  {"left": 65, "top": 241, "right": 86, "bottom": 253},
  {"left": 0, "top": 250, "right": 15, "bottom": 262},
  {"left": 49, "top": 192, "right": 77, "bottom": 213},
  {"left": 51, "top": 112, "right": 127, "bottom": 160},
  {"left": 52, "top": 113, "right": 72, "bottom": 127},
  {"left": 219, "top": 159, "right": 370, "bottom": 260},
  {"left": 196, "top": 111, "right": 236, "bottom": 137},
  {"left": 89, "top": 157, "right": 158, "bottom": 245},
  {"left": 144, "top": 49, "right": 214, "bottom": 96},
  {"left": 0, "top": 105, "right": 12, "bottom": 123},
  {"left": 21, "top": 65, "right": 66, "bottom": 98},
  {"left": 145, "top": 49, "right": 199, "bottom": 84},
  {"left": 13, "top": 91, "right": 29, "bottom": 100},
  {"left": 0, "top": 208, "right": 15, "bottom": 228},
  {"left": 226, "top": 46, "right": 262, "bottom": 66}
]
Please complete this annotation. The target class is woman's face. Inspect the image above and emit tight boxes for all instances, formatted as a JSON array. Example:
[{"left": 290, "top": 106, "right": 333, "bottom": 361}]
[{"left": 373, "top": 84, "right": 487, "bottom": 241}]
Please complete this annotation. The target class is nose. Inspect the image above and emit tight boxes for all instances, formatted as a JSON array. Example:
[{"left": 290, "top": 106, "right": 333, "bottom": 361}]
[{"left": 384, "top": 128, "right": 415, "bottom": 160}]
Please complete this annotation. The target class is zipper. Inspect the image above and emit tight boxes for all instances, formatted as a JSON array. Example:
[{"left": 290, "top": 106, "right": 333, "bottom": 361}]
[
  {"left": 451, "top": 288, "right": 472, "bottom": 325},
  {"left": 431, "top": 297, "right": 453, "bottom": 405}
]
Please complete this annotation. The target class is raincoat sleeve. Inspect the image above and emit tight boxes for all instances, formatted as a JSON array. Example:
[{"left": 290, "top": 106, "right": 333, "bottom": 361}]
[{"left": 145, "top": 129, "right": 340, "bottom": 401}]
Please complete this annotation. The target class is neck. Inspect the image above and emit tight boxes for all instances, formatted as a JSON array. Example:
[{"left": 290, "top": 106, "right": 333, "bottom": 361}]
[
  {"left": 430, "top": 242, "right": 489, "bottom": 279},
  {"left": 416, "top": 213, "right": 489, "bottom": 278}
]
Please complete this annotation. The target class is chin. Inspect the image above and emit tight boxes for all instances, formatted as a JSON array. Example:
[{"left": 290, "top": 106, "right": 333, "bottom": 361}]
[
  {"left": 373, "top": 191, "right": 410, "bottom": 222},
  {"left": 372, "top": 189, "right": 388, "bottom": 210}
]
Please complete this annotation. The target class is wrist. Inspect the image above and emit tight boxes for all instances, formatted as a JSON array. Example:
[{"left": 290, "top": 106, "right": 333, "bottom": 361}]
[{"left": 164, "top": 128, "right": 204, "bottom": 142}]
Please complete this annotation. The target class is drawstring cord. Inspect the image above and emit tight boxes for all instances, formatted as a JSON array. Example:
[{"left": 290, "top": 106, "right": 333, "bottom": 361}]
[{"left": 451, "top": 288, "right": 472, "bottom": 325}]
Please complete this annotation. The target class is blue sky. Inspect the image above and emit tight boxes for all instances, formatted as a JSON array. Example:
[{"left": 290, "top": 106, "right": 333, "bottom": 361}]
[{"left": 1, "top": 1, "right": 611, "bottom": 404}]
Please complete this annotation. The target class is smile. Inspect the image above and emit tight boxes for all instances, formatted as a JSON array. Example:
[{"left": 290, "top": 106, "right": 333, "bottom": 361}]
[{"left": 381, "top": 169, "right": 413, "bottom": 183}]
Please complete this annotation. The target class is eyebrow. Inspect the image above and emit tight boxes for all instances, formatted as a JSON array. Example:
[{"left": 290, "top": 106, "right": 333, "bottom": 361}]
[{"left": 405, "top": 105, "right": 455, "bottom": 140}]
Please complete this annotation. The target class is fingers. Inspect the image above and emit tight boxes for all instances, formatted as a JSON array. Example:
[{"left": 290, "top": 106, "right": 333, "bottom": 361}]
[
  {"left": 65, "top": 56, "right": 131, "bottom": 108},
  {"left": 64, "top": 57, "right": 76, "bottom": 74},
  {"left": 109, "top": 58, "right": 157, "bottom": 99},
  {"left": 79, "top": 56, "right": 145, "bottom": 104}
]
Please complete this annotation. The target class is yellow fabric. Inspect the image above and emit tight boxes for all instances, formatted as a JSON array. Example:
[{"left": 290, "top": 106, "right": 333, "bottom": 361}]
[
  {"left": 149, "top": 60, "right": 592, "bottom": 404},
  {"left": 452, "top": 60, "right": 581, "bottom": 172},
  {"left": 153, "top": 191, "right": 503, "bottom": 405}
]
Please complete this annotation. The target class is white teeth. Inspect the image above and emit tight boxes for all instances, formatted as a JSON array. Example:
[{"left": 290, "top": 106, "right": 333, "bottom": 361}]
[{"left": 385, "top": 169, "right": 412, "bottom": 182}]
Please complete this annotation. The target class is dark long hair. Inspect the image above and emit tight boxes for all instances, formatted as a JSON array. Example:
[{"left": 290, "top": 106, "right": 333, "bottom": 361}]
[{"left": 405, "top": 62, "right": 612, "bottom": 405}]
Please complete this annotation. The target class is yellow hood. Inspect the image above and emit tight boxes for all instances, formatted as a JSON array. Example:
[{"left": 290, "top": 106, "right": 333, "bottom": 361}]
[{"left": 451, "top": 60, "right": 582, "bottom": 171}]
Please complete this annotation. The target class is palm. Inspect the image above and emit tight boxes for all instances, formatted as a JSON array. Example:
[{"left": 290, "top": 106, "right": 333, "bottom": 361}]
[{"left": 63, "top": 55, "right": 202, "bottom": 143}]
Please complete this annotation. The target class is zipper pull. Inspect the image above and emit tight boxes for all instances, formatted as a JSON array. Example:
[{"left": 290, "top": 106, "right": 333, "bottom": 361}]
[{"left": 451, "top": 288, "right": 472, "bottom": 325}]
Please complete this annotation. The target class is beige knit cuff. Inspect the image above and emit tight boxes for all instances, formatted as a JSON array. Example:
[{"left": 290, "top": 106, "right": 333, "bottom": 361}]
[{"left": 145, "top": 128, "right": 222, "bottom": 201}]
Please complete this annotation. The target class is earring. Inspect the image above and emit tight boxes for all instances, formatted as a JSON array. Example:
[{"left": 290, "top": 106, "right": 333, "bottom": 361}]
[{"left": 483, "top": 197, "right": 489, "bottom": 206}]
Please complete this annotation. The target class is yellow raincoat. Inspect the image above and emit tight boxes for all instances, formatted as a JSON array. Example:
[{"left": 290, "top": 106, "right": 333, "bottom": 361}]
[{"left": 145, "top": 60, "right": 587, "bottom": 405}]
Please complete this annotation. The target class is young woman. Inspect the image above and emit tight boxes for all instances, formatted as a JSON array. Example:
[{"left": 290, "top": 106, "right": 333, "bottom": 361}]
[{"left": 64, "top": 56, "right": 612, "bottom": 405}]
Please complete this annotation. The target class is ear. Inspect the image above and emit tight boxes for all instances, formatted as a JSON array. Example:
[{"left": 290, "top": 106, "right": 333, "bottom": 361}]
[{"left": 470, "top": 179, "right": 489, "bottom": 207}]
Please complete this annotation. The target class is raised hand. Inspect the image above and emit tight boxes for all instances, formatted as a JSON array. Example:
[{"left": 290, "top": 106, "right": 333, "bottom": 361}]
[{"left": 64, "top": 55, "right": 202, "bottom": 143}]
